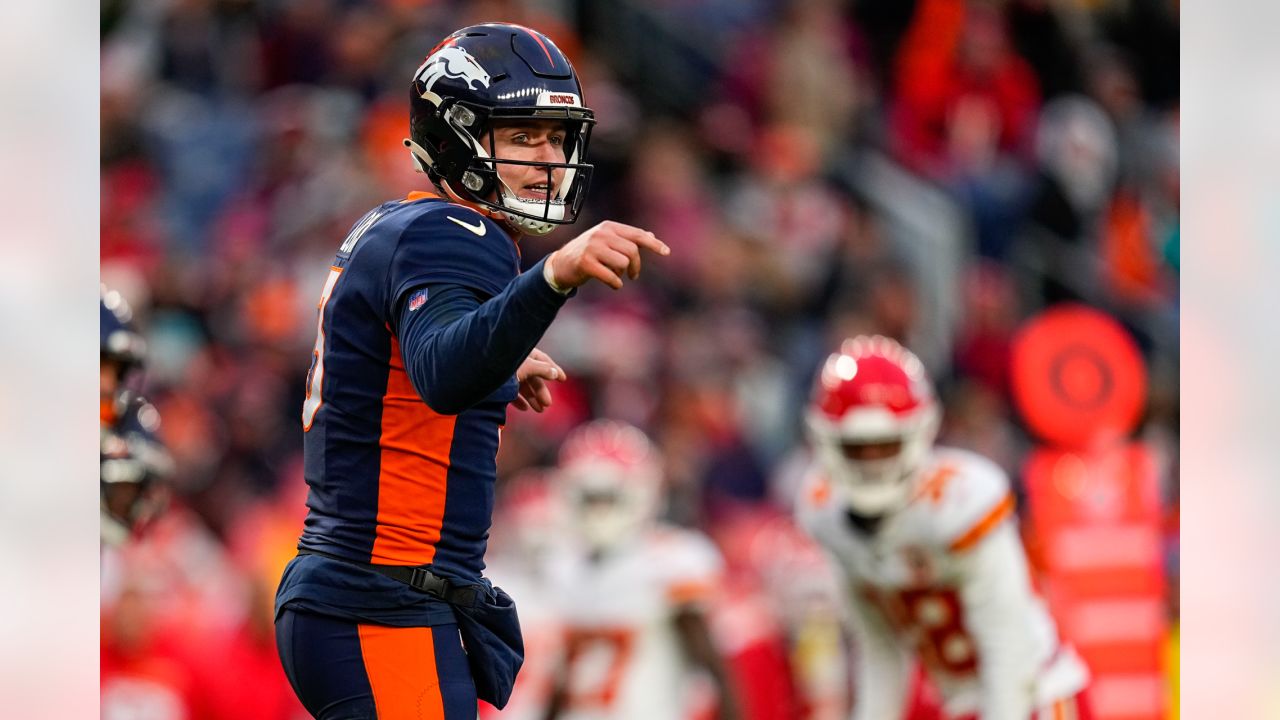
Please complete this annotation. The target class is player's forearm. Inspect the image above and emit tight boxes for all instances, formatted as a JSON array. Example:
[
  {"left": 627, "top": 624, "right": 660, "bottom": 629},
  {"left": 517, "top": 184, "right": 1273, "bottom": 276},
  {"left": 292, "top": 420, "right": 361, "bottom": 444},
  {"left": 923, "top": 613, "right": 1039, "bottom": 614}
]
[
  {"left": 959, "top": 527, "right": 1040, "bottom": 719},
  {"left": 850, "top": 652, "right": 909, "bottom": 720},
  {"left": 673, "top": 608, "right": 742, "bottom": 720},
  {"left": 541, "top": 676, "right": 567, "bottom": 720},
  {"left": 969, "top": 624, "right": 1038, "bottom": 720},
  {"left": 399, "top": 257, "right": 570, "bottom": 414},
  {"left": 848, "top": 603, "right": 910, "bottom": 720}
]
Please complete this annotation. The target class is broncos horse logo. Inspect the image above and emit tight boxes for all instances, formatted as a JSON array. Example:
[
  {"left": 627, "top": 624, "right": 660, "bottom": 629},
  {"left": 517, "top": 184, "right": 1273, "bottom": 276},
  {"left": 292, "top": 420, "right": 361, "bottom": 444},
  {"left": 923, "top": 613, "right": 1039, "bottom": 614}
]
[{"left": 415, "top": 45, "right": 492, "bottom": 93}]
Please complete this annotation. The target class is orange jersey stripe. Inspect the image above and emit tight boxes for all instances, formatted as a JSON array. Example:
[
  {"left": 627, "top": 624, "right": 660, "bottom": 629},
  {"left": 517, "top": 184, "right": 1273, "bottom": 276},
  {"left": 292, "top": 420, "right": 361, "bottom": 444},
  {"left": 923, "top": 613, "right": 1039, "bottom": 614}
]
[
  {"left": 914, "top": 464, "right": 959, "bottom": 504},
  {"left": 371, "top": 336, "right": 457, "bottom": 565},
  {"left": 949, "top": 492, "right": 1016, "bottom": 552},
  {"left": 807, "top": 477, "right": 832, "bottom": 507},
  {"left": 357, "top": 624, "right": 445, "bottom": 719},
  {"left": 666, "top": 579, "right": 716, "bottom": 605}
]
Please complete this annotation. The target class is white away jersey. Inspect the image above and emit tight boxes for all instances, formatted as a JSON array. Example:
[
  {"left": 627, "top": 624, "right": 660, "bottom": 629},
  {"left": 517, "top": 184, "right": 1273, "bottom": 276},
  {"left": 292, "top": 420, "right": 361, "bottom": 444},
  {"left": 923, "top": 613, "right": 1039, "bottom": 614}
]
[
  {"left": 546, "top": 525, "right": 725, "bottom": 720},
  {"left": 797, "top": 447, "right": 1088, "bottom": 720},
  {"left": 483, "top": 553, "right": 563, "bottom": 720}
]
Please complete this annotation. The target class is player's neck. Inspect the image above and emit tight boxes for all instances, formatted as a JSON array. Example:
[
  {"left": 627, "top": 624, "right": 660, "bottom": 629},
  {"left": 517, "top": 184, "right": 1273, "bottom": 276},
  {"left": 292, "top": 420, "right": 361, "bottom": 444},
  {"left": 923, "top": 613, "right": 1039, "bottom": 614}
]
[
  {"left": 845, "top": 509, "right": 886, "bottom": 535},
  {"left": 430, "top": 183, "right": 526, "bottom": 242}
]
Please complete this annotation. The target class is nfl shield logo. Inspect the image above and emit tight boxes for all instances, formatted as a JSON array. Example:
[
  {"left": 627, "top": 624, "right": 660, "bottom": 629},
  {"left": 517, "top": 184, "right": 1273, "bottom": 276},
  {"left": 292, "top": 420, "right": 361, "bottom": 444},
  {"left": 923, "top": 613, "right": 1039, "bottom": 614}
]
[{"left": 408, "top": 289, "right": 428, "bottom": 312}]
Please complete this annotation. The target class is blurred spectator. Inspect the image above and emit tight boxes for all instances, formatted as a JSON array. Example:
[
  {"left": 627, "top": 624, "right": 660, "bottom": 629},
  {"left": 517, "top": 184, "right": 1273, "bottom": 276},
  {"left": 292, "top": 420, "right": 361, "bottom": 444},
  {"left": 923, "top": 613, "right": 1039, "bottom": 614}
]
[
  {"left": 1015, "top": 94, "right": 1119, "bottom": 305},
  {"left": 723, "top": 123, "right": 851, "bottom": 316},
  {"left": 951, "top": 261, "right": 1018, "bottom": 398},
  {"left": 890, "top": 0, "right": 1040, "bottom": 179},
  {"left": 625, "top": 120, "right": 720, "bottom": 286},
  {"left": 711, "top": 0, "right": 870, "bottom": 158}
]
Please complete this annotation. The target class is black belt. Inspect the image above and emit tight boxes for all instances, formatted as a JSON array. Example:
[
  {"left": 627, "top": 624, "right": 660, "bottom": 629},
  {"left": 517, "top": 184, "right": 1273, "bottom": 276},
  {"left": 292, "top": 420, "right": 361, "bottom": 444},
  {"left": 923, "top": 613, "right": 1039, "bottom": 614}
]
[{"left": 297, "top": 548, "right": 478, "bottom": 607}]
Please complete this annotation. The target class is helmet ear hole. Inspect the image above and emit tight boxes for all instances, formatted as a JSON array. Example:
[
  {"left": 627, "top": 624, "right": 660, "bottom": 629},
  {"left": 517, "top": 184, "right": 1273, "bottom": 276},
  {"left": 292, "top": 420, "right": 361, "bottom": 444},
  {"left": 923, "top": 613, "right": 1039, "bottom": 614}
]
[{"left": 462, "top": 170, "right": 490, "bottom": 194}]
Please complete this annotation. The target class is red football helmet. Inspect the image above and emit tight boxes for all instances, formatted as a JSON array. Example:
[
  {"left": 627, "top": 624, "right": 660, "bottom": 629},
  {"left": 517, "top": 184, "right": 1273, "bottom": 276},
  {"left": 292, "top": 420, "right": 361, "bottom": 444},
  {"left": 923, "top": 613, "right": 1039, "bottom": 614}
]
[
  {"left": 806, "top": 336, "right": 941, "bottom": 515},
  {"left": 556, "top": 420, "right": 662, "bottom": 551}
]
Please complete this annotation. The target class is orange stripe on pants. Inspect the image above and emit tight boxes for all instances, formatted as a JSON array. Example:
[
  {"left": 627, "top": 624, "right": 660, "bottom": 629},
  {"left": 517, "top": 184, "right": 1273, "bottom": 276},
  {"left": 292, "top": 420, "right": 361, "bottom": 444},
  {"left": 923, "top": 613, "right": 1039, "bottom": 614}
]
[{"left": 357, "top": 624, "right": 444, "bottom": 719}]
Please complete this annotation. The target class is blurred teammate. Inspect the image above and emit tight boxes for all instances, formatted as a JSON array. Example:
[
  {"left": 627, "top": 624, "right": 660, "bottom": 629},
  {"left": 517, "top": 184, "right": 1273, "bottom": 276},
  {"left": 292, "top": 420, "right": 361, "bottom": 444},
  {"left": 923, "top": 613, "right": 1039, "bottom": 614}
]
[
  {"left": 796, "top": 336, "right": 1090, "bottom": 720},
  {"left": 542, "top": 420, "right": 742, "bottom": 720},
  {"left": 101, "top": 288, "right": 171, "bottom": 547},
  {"left": 272, "top": 23, "right": 670, "bottom": 720}
]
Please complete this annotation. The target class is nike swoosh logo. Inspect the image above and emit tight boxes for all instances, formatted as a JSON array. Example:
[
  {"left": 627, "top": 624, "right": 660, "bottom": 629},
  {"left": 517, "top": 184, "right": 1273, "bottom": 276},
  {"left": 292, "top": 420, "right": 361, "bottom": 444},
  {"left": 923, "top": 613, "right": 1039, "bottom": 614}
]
[{"left": 446, "top": 215, "right": 487, "bottom": 236}]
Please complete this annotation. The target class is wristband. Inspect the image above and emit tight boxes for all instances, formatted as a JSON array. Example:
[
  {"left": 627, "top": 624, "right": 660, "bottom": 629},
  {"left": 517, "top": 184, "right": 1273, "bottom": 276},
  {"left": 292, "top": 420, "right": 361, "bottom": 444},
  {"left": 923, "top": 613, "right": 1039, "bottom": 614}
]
[{"left": 542, "top": 256, "right": 572, "bottom": 295}]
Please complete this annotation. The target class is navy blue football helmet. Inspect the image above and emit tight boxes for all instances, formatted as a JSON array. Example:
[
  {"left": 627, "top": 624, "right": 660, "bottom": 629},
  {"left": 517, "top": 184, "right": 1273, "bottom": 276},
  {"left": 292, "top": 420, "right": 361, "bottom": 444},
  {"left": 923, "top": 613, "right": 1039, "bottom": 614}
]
[
  {"left": 101, "top": 286, "right": 147, "bottom": 423},
  {"left": 101, "top": 287, "right": 146, "bottom": 371},
  {"left": 405, "top": 23, "right": 595, "bottom": 235}
]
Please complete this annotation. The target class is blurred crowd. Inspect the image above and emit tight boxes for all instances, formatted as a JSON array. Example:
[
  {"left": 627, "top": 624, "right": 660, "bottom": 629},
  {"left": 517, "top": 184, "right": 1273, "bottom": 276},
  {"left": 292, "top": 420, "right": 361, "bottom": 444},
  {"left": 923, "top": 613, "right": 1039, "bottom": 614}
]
[{"left": 100, "top": 0, "right": 1179, "bottom": 718}]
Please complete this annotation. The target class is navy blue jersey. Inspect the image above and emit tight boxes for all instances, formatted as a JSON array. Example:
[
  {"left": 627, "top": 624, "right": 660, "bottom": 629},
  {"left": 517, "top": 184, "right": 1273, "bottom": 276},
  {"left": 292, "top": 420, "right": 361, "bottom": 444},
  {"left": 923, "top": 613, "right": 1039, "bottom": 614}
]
[{"left": 277, "top": 192, "right": 571, "bottom": 626}]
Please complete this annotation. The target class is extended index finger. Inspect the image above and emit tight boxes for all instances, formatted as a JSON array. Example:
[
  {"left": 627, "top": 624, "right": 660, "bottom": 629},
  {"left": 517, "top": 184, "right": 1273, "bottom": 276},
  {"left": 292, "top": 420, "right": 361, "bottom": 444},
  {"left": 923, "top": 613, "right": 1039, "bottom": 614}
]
[{"left": 608, "top": 223, "right": 670, "bottom": 256}]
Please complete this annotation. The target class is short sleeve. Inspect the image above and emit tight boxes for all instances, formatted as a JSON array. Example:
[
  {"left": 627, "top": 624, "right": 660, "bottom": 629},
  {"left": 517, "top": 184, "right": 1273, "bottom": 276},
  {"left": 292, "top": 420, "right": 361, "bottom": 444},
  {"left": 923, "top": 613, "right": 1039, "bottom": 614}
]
[
  {"left": 388, "top": 206, "right": 519, "bottom": 313},
  {"left": 795, "top": 463, "right": 832, "bottom": 518},
  {"left": 653, "top": 529, "right": 725, "bottom": 607},
  {"left": 928, "top": 449, "right": 1017, "bottom": 553}
]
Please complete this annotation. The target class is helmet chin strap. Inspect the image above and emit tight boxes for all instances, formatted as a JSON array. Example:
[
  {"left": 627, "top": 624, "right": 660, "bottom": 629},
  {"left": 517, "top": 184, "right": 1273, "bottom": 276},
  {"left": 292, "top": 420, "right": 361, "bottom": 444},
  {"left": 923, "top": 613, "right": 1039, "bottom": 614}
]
[
  {"left": 404, "top": 137, "right": 433, "bottom": 174},
  {"left": 495, "top": 179, "right": 563, "bottom": 236},
  {"left": 501, "top": 206, "right": 558, "bottom": 236}
]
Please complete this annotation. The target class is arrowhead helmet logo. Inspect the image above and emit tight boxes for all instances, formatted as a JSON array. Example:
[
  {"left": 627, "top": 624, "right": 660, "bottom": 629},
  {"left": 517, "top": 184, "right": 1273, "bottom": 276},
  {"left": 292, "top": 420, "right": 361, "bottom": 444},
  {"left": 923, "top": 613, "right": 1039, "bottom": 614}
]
[{"left": 415, "top": 45, "right": 492, "bottom": 93}]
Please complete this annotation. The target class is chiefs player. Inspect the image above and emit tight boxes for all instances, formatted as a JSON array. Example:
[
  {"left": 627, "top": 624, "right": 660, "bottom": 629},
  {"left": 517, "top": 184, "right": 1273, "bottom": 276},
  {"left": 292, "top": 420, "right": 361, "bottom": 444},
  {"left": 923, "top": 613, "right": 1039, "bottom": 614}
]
[
  {"left": 543, "top": 420, "right": 742, "bottom": 720},
  {"left": 797, "top": 336, "right": 1090, "bottom": 720}
]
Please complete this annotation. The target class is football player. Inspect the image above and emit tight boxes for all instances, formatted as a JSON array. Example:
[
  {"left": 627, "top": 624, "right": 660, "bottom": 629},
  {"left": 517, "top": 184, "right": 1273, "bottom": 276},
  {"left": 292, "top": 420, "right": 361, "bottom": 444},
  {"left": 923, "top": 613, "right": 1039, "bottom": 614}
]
[
  {"left": 100, "top": 288, "right": 171, "bottom": 547},
  {"left": 542, "top": 420, "right": 742, "bottom": 720},
  {"left": 796, "top": 336, "right": 1091, "bottom": 720},
  {"left": 272, "top": 23, "right": 670, "bottom": 720}
]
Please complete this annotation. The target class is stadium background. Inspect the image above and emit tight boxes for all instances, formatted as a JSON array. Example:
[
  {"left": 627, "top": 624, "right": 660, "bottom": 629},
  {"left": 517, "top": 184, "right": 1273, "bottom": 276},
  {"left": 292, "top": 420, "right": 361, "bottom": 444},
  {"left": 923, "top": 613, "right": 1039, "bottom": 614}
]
[{"left": 99, "top": 0, "right": 1179, "bottom": 718}]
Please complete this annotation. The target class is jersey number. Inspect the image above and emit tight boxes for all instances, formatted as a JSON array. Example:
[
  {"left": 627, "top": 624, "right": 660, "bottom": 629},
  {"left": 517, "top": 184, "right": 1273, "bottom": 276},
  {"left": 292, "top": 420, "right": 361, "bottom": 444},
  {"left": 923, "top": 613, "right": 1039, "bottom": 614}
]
[
  {"left": 301, "top": 209, "right": 385, "bottom": 430},
  {"left": 868, "top": 587, "right": 979, "bottom": 676},
  {"left": 563, "top": 627, "right": 636, "bottom": 709},
  {"left": 301, "top": 266, "right": 343, "bottom": 430}
]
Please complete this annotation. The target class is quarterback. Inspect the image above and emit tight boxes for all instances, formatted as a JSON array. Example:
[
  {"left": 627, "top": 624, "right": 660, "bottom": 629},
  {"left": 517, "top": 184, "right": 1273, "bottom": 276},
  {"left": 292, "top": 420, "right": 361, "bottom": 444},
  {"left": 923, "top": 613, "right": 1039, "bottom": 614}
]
[
  {"left": 273, "top": 23, "right": 668, "bottom": 720},
  {"left": 797, "top": 336, "right": 1090, "bottom": 720}
]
